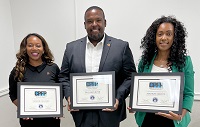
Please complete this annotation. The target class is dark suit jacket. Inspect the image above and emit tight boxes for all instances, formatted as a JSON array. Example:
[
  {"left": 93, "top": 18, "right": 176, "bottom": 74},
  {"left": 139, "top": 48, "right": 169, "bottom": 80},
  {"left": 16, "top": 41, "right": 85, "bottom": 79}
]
[{"left": 59, "top": 34, "right": 136, "bottom": 127}]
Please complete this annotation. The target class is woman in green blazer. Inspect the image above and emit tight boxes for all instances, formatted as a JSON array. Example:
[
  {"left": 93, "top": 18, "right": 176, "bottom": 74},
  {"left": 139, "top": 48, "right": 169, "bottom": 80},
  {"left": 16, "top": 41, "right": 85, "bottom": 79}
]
[{"left": 135, "top": 16, "right": 194, "bottom": 127}]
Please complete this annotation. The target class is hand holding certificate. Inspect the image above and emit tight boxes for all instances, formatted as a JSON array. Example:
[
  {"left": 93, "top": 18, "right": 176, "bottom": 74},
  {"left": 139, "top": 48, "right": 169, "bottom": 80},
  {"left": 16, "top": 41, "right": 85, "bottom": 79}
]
[
  {"left": 129, "top": 72, "right": 184, "bottom": 114},
  {"left": 70, "top": 71, "right": 115, "bottom": 109}
]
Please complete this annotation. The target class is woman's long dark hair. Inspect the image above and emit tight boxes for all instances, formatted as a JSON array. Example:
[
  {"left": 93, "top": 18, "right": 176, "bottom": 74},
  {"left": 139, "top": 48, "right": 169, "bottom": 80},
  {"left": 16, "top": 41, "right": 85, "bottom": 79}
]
[
  {"left": 14, "top": 33, "right": 54, "bottom": 81},
  {"left": 140, "top": 16, "right": 187, "bottom": 72}
]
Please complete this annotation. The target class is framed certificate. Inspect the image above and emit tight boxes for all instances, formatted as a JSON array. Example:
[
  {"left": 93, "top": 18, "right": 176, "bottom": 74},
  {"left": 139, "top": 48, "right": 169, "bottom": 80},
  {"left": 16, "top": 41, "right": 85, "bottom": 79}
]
[
  {"left": 129, "top": 72, "right": 184, "bottom": 114},
  {"left": 17, "top": 82, "right": 63, "bottom": 118},
  {"left": 70, "top": 71, "right": 115, "bottom": 109}
]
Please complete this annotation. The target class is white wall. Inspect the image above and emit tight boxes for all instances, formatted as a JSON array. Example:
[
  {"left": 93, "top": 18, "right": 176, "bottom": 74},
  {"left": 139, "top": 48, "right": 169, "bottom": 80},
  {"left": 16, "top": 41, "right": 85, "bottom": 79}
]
[
  {"left": 0, "top": 1, "right": 16, "bottom": 126},
  {"left": 1, "top": 0, "right": 199, "bottom": 98},
  {"left": 10, "top": 0, "right": 76, "bottom": 67},
  {"left": 0, "top": 0, "right": 15, "bottom": 96},
  {"left": 74, "top": 0, "right": 200, "bottom": 99}
]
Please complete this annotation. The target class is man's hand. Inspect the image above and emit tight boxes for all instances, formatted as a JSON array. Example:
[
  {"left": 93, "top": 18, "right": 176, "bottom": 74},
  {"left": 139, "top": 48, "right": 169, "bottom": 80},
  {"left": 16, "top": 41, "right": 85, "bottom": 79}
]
[
  {"left": 102, "top": 99, "right": 119, "bottom": 112},
  {"left": 127, "top": 107, "right": 135, "bottom": 113},
  {"left": 67, "top": 96, "right": 79, "bottom": 112}
]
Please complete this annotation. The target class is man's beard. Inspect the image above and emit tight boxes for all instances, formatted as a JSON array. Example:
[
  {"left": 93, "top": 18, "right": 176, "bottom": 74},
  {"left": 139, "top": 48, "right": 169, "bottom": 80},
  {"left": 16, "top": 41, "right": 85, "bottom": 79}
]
[{"left": 88, "top": 33, "right": 103, "bottom": 42}]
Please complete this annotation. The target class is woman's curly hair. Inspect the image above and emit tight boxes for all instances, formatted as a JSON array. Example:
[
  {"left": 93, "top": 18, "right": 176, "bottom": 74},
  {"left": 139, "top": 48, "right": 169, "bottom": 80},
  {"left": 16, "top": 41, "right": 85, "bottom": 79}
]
[
  {"left": 14, "top": 33, "right": 54, "bottom": 81},
  {"left": 140, "top": 16, "right": 187, "bottom": 72}
]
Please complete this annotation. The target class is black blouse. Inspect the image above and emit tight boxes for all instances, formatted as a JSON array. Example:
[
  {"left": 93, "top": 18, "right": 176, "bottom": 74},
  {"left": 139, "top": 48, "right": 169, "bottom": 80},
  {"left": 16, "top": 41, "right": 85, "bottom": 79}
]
[{"left": 9, "top": 62, "right": 60, "bottom": 102}]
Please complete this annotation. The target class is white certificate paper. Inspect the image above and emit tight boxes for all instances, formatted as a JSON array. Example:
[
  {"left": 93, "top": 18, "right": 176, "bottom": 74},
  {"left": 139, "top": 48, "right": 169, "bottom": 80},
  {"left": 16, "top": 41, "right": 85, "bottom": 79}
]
[
  {"left": 24, "top": 88, "right": 57, "bottom": 111},
  {"left": 70, "top": 72, "right": 115, "bottom": 109},
  {"left": 137, "top": 79, "right": 176, "bottom": 107},
  {"left": 76, "top": 79, "right": 109, "bottom": 103}
]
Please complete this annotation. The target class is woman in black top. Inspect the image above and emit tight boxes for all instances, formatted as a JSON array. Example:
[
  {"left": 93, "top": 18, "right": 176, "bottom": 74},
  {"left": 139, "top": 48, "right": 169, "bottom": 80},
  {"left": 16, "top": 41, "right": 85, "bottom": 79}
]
[{"left": 9, "top": 33, "right": 60, "bottom": 127}]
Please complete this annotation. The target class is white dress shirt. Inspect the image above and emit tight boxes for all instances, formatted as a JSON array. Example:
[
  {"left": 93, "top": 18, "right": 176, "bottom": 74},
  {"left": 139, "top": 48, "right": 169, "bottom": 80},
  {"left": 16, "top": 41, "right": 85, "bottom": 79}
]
[{"left": 85, "top": 36, "right": 105, "bottom": 72}]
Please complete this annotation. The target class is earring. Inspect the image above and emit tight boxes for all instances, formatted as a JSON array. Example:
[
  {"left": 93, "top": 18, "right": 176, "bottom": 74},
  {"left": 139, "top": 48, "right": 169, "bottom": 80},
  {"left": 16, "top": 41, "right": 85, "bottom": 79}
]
[{"left": 155, "top": 47, "right": 158, "bottom": 52}]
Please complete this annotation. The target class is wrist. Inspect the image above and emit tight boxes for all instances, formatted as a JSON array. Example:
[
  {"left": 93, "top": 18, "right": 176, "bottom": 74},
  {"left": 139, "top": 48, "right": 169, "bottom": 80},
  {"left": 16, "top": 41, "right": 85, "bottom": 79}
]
[{"left": 177, "top": 115, "right": 182, "bottom": 124}]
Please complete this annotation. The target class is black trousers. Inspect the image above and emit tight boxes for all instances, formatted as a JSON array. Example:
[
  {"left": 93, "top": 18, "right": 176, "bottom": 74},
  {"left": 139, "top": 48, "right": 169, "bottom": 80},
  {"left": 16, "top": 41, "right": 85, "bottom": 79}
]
[
  {"left": 141, "top": 113, "right": 175, "bottom": 127},
  {"left": 20, "top": 118, "right": 60, "bottom": 127},
  {"left": 77, "top": 111, "right": 119, "bottom": 127}
]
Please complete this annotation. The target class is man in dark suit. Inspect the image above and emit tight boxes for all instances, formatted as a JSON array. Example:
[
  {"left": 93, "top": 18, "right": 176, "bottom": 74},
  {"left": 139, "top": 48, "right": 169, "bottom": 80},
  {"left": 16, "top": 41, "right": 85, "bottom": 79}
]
[{"left": 59, "top": 6, "right": 136, "bottom": 127}]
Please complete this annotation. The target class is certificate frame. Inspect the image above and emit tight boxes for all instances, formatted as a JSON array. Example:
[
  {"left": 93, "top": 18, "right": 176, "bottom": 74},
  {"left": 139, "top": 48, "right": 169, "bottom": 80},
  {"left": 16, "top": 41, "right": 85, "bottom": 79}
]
[
  {"left": 70, "top": 71, "right": 115, "bottom": 109},
  {"left": 129, "top": 72, "right": 184, "bottom": 114},
  {"left": 17, "top": 82, "right": 63, "bottom": 118}
]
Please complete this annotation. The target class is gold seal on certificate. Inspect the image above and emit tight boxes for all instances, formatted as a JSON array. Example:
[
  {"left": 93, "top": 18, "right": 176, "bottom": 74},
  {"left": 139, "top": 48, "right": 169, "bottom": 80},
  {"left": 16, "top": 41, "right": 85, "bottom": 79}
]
[
  {"left": 70, "top": 71, "right": 115, "bottom": 109},
  {"left": 129, "top": 72, "right": 184, "bottom": 114},
  {"left": 17, "top": 82, "right": 63, "bottom": 118}
]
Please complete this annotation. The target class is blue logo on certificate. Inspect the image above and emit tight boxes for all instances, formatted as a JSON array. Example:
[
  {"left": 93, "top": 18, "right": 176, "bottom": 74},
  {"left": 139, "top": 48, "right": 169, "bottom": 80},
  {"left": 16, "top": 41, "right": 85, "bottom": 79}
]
[
  {"left": 35, "top": 91, "right": 47, "bottom": 96},
  {"left": 86, "top": 82, "right": 98, "bottom": 89},
  {"left": 149, "top": 82, "right": 163, "bottom": 90}
]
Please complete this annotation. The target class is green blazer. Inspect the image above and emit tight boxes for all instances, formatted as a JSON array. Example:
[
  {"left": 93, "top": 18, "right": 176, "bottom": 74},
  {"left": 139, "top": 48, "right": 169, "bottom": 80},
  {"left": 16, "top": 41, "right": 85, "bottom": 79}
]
[{"left": 135, "top": 56, "right": 194, "bottom": 127}]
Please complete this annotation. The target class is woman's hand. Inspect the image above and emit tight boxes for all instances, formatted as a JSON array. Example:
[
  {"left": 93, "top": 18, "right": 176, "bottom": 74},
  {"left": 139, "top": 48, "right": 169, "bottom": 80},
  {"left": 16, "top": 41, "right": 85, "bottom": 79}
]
[
  {"left": 13, "top": 99, "right": 18, "bottom": 106},
  {"left": 22, "top": 118, "right": 33, "bottom": 120},
  {"left": 156, "top": 109, "right": 187, "bottom": 121},
  {"left": 156, "top": 111, "right": 182, "bottom": 121}
]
